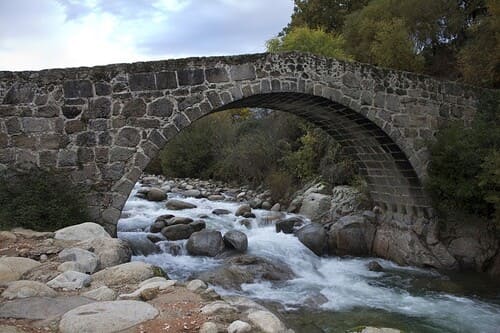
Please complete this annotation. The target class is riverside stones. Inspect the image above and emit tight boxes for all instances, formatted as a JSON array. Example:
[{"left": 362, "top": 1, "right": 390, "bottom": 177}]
[
  {"left": 82, "top": 286, "right": 117, "bottom": 301},
  {"left": 235, "top": 204, "right": 252, "bottom": 217},
  {"left": 76, "top": 237, "right": 132, "bottom": 270},
  {"left": 187, "top": 230, "right": 225, "bottom": 257},
  {"left": 223, "top": 230, "right": 248, "bottom": 252},
  {"left": 165, "top": 199, "right": 197, "bottom": 210},
  {"left": 161, "top": 224, "right": 195, "bottom": 240},
  {"left": 146, "top": 188, "right": 167, "bottom": 201},
  {"left": 47, "top": 271, "right": 91, "bottom": 290},
  {"left": 91, "top": 261, "right": 155, "bottom": 286},
  {"left": 0, "top": 257, "right": 41, "bottom": 283},
  {"left": 58, "top": 247, "right": 99, "bottom": 274},
  {"left": 275, "top": 217, "right": 304, "bottom": 234},
  {"left": 54, "top": 222, "right": 111, "bottom": 241},
  {"left": 1, "top": 280, "right": 57, "bottom": 299},
  {"left": 295, "top": 223, "right": 327, "bottom": 256},
  {"left": 59, "top": 300, "right": 159, "bottom": 333},
  {"left": 0, "top": 296, "right": 94, "bottom": 320},
  {"left": 247, "top": 310, "right": 288, "bottom": 333}
]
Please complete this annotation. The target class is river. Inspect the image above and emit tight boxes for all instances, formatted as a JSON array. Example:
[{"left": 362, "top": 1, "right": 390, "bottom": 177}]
[{"left": 118, "top": 182, "right": 500, "bottom": 333}]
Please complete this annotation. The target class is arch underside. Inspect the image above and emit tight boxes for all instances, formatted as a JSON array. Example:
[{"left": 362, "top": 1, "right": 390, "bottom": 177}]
[{"left": 216, "top": 93, "right": 431, "bottom": 217}]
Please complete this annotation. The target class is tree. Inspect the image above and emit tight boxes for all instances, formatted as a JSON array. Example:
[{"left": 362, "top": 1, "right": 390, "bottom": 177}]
[
  {"left": 267, "top": 26, "right": 352, "bottom": 60},
  {"left": 284, "top": 0, "right": 370, "bottom": 34},
  {"left": 458, "top": 0, "right": 500, "bottom": 87}
]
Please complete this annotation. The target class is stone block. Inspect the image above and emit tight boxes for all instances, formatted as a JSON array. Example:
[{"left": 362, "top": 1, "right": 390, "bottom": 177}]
[
  {"left": 63, "top": 80, "right": 93, "bottom": 98},
  {"left": 122, "top": 99, "right": 146, "bottom": 117},
  {"left": 86, "top": 97, "right": 111, "bottom": 119},
  {"left": 115, "top": 127, "right": 141, "bottom": 147},
  {"left": 5, "top": 117, "right": 21, "bottom": 134},
  {"left": 147, "top": 97, "right": 174, "bottom": 117},
  {"left": 62, "top": 106, "right": 82, "bottom": 119},
  {"left": 156, "top": 71, "right": 177, "bottom": 89},
  {"left": 65, "top": 120, "right": 85, "bottom": 134},
  {"left": 177, "top": 69, "right": 204, "bottom": 86},
  {"left": 109, "top": 147, "right": 135, "bottom": 162},
  {"left": 12, "top": 134, "right": 36, "bottom": 149},
  {"left": 205, "top": 68, "right": 229, "bottom": 83},
  {"left": 129, "top": 73, "right": 156, "bottom": 91},
  {"left": 39, "top": 150, "right": 58, "bottom": 168},
  {"left": 95, "top": 82, "right": 112, "bottom": 96},
  {"left": 230, "top": 64, "right": 255, "bottom": 81},
  {"left": 22, "top": 118, "right": 50, "bottom": 133},
  {"left": 37, "top": 104, "right": 60, "bottom": 117},
  {"left": 58, "top": 150, "right": 77, "bottom": 167},
  {"left": 76, "top": 131, "right": 97, "bottom": 147}
]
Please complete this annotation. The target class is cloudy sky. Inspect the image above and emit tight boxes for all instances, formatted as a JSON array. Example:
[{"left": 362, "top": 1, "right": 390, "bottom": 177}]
[{"left": 0, "top": 0, "right": 293, "bottom": 71}]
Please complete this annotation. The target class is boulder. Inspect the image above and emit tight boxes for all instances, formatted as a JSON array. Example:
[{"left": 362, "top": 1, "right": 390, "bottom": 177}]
[
  {"left": 165, "top": 199, "right": 197, "bottom": 210},
  {"left": 270, "top": 203, "right": 281, "bottom": 212},
  {"left": 0, "top": 257, "right": 41, "bottom": 283},
  {"left": 187, "top": 230, "right": 225, "bottom": 257},
  {"left": 58, "top": 247, "right": 99, "bottom": 274},
  {"left": 186, "top": 279, "right": 207, "bottom": 292},
  {"left": 326, "top": 215, "right": 376, "bottom": 256},
  {"left": 228, "top": 320, "right": 252, "bottom": 333},
  {"left": 329, "top": 185, "right": 369, "bottom": 219},
  {"left": 223, "top": 230, "right": 248, "bottom": 252},
  {"left": 247, "top": 310, "right": 288, "bottom": 333},
  {"left": 118, "top": 277, "right": 175, "bottom": 300},
  {"left": 167, "top": 216, "right": 194, "bottom": 226},
  {"left": 190, "top": 220, "right": 206, "bottom": 232},
  {"left": 235, "top": 204, "right": 252, "bottom": 217},
  {"left": 275, "top": 217, "right": 304, "bottom": 234},
  {"left": 367, "top": 261, "right": 384, "bottom": 272},
  {"left": 208, "top": 194, "right": 225, "bottom": 201},
  {"left": 295, "top": 223, "right": 327, "bottom": 256},
  {"left": 184, "top": 189, "right": 202, "bottom": 198},
  {"left": 21, "top": 262, "right": 61, "bottom": 283},
  {"left": 197, "top": 255, "right": 294, "bottom": 290},
  {"left": 0, "top": 296, "right": 94, "bottom": 320},
  {"left": 299, "top": 192, "right": 332, "bottom": 224},
  {"left": 119, "top": 233, "right": 161, "bottom": 256},
  {"left": 146, "top": 188, "right": 167, "bottom": 201},
  {"left": 200, "top": 322, "right": 218, "bottom": 333},
  {"left": 76, "top": 237, "right": 132, "bottom": 270},
  {"left": 54, "top": 222, "right": 111, "bottom": 241},
  {"left": 261, "top": 201, "right": 272, "bottom": 210},
  {"left": 212, "top": 208, "right": 231, "bottom": 215},
  {"left": 161, "top": 224, "right": 194, "bottom": 240},
  {"left": 58, "top": 261, "right": 87, "bottom": 274},
  {"left": 150, "top": 221, "right": 165, "bottom": 233},
  {"left": 91, "top": 261, "right": 155, "bottom": 286},
  {"left": 47, "top": 271, "right": 91, "bottom": 290},
  {"left": 1, "top": 280, "right": 57, "bottom": 299},
  {"left": 82, "top": 286, "right": 117, "bottom": 301},
  {"left": 59, "top": 300, "right": 158, "bottom": 333},
  {"left": 201, "top": 300, "right": 237, "bottom": 315}
]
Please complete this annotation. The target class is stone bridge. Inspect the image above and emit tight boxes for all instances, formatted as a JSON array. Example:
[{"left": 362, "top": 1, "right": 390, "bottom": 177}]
[{"left": 0, "top": 52, "right": 480, "bottom": 235}]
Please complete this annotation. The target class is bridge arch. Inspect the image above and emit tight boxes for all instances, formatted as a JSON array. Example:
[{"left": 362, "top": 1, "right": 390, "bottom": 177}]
[{"left": 0, "top": 52, "right": 479, "bottom": 234}]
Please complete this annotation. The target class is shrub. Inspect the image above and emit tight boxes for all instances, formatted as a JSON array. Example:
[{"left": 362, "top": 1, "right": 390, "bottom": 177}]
[
  {"left": 426, "top": 91, "right": 500, "bottom": 220},
  {"left": 0, "top": 169, "right": 89, "bottom": 231}
]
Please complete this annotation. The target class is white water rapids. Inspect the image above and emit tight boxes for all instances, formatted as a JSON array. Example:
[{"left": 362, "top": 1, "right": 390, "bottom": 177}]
[{"left": 118, "top": 183, "right": 500, "bottom": 333}]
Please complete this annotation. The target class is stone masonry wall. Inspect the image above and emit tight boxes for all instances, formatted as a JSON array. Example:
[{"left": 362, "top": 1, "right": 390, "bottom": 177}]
[{"left": 0, "top": 52, "right": 481, "bottom": 234}]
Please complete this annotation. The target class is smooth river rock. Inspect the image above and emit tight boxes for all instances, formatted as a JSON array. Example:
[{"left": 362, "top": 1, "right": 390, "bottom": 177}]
[
  {"left": 0, "top": 296, "right": 94, "bottom": 320},
  {"left": 1, "top": 280, "right": 57, "bottom": 300},
  {"left": 186, "top": 230, "right": 225, "bottom": 257},
  {"left": 295, "top": 223, "right": 327, "bottom": 256},
  {"left": 0, "top": 257, "right": 41, "bottom": 283},
  {"left": 91, "top": 261, "right": 155, "bottom": 286},
  {"left": 59, "top": 300, "right": 159, "bottom": 333},
  {"left": 54, "top": 222, "right": 111, "bottom": 241},
  {"left": 76, "top": 237, "right": 132, "bottom": 270},
  {"left": 58, "top": 247, "right": 99, "bottom": 274},
  {"left": 165, "top": 199, "right": 197, "bottom": 210},
  {"left": 247, "top": 310, "right": 288, "bottom": 333},
  {"left": 223, "top": 230, "right": 248, "bottom": 252},
  {"left": 47, "top": 271, "right": 91, "bottom": 290}
]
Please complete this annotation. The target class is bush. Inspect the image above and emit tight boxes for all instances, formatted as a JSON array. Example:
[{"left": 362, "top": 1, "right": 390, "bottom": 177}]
[
  {"left": 426, "top": 91, "right": 500, "bottom": 220},
  {"left": 0, "top": 169, "right": 89, "bottom": 231}
]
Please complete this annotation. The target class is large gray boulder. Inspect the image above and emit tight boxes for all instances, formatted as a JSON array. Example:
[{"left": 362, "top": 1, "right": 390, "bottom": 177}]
[
  {"left": 59, "top": 300, "right": 158, "bottom": 333},
  {"left": 0, "top": 257, "right": 41, "bottom": 283},
  {"left": 47, "top": 271, "right": 91, "bottom": 290},
  {"left": 119, "top": 233, "right": 161, "bottom": 256},
  {"left": 0, "top": 296, "right": 94, "bottom": 320},
  {"left": 54, "top": 222, "right": 111, "bottom": 241},
  {"left": 1, "top": 280, "right": 57, "bottom": 300},
  {"left": 329, "top": 185, "right": 369, "bottom": 219},
  {"left": 146, "top": 188, "right": 167, "bottom": 201},
  {"left": 187, "top": 230, "right": 225, "bottom": 257},
  {"left": 165, "top": 199, "right": 197, "bottom": 210},
  {"left": 91, "top": 261, "right": 155, "bottom": 286},
  {"left": 76, "top": 237, "right": 132, "bottom": 270},
  {"left": 223, "top": 230, "right": 248, "bottom": 252},
  {"left": 247, "top": 310, "right": 288, "bottom": 333},
  {"left": 326, "top": 215, "right": 376, "bottom": 255},
  {"left": 58, "top": 248, "right": 99, "bottom": 274},
  {"left": 295, "top": 223, "right": 327, "bottom": 256},
  {"left": 275, "top": 217, "right": 305, "bottom": 234},
  {"left": 235, "top": 204, "right": 252, "bottom": 217},
  {"left": 161, "top": 224, "right": 195, "bottom": 240},
  {"left": 299, "top": 192, "right": 332, "bottom": 224},
  {"left": 196, "top": 255, "right": 294, "bottom": 290}
]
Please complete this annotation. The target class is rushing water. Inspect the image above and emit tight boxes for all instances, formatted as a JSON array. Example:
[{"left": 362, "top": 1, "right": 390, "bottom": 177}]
[{"left": 118, "top": 183, "right": 500, "bottom": 333}]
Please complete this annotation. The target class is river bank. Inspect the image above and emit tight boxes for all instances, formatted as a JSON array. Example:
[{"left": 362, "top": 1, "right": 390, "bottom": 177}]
[{"left": 117, "top": 175, "right": 500, "bottom": 333}]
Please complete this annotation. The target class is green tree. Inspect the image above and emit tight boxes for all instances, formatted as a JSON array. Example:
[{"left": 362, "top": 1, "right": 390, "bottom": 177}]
[
  {"left": 458, "top": 0, "right": 500, "bottom": 87},
  {"left": 284, "top": 0, "right": 370, "bottom": 34},
  {"left": 267, "top": 26, "right": 352, "bottom": 60}
]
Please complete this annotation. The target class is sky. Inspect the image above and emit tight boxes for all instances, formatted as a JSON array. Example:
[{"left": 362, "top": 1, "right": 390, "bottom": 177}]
[{"left": 0, "top": 0, "right": 294, "bottom": 71}]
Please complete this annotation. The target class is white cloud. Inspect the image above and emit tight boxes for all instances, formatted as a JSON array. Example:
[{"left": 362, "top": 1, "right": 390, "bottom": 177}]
[{"left": 0, "top": 0, "right": 293, "bottom": 71}]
